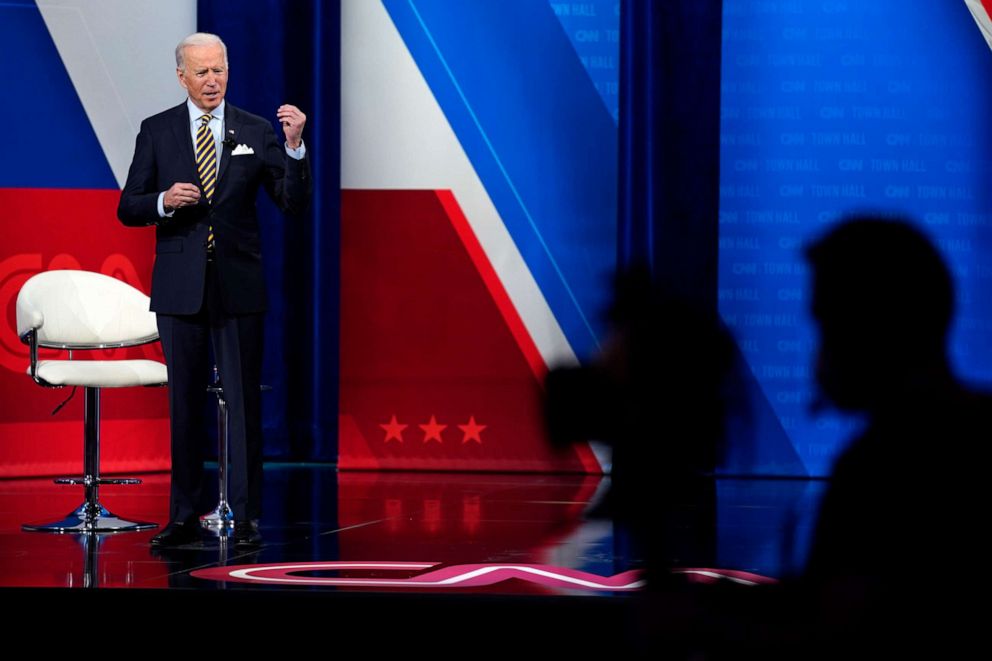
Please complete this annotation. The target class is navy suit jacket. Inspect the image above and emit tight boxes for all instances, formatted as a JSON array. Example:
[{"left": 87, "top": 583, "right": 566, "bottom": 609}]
[{"left": 118, "top": 102, "right": 310, "bottom": 315}]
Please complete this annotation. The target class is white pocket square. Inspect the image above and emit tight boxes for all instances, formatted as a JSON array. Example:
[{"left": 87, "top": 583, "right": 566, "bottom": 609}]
[{"left": 231, "top": 144, "right": 254, "bottom": 156}]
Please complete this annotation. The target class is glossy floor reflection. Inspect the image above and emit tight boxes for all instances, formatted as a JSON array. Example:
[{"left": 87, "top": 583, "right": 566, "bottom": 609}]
[{"left": 0, "top": 466, "right": 825, "bottom": 594}]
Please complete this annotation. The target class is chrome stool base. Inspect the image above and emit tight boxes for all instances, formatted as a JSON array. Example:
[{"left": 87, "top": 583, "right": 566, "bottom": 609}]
[
  {"left": 200, "top": 502, "right": 235, "bottom": 528},
  {"left": 23, "top": 501, "right": 156, "bottom": 533},
  {"left": 24, "top": 388, "right": 157, "bottom": 534},
  {"left": 202, "top": 371, "right": 269, "bottom": 531}
]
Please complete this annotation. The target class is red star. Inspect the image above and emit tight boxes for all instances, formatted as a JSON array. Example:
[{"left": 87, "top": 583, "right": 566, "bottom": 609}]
[
  {"left": 458, "top": 416, "right": 486, "bottom": 444},
  {"left": 419, "top": 415, "right": 446, "bottom": 443},
  {"left": 380, "top": 415, "right": 407, "bottom": 443}
]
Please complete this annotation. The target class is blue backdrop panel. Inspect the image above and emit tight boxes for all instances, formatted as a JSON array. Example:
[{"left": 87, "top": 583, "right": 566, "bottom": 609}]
[
  {"left": 550, "top": 0, "right": 621, "bottom": 122},
  {"left": 720, "top": 0, "right": 992, "bottom": 475},
  {"left": 0, "top": 0, "right": 116, "bottom": 189},
  {"left": 199, "top": 0, "right": 340, "bottom": 461},
  {"left": 383, "top": 0, "right": 618, "bottom": 360}
]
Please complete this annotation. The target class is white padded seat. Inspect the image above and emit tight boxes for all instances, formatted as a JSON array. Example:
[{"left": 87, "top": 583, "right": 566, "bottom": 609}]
[
  {"left": 31, "top": 360, "right": 167, "bottom": 388},
  {"left": 15, "top": 269, "right": 165, "bottom": 534}
]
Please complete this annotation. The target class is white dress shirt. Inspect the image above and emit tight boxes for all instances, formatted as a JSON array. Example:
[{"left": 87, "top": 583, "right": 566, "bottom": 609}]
[{"left": 157, "top": 98, "right": 306, "bottom": 217}]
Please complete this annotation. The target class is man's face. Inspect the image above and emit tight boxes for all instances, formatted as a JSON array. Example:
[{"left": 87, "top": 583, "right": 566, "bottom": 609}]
[
  {"left": 811, "top": 278, "right": 888, "bottom": 412},
  {"left": 177, "top": 44, "right": 227, "bottom": 112}
]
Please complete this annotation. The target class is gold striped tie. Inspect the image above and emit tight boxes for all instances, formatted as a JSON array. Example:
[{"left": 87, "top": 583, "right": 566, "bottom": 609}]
[{"left": 195, "top": 114, "right": 217, "bottom": 248}]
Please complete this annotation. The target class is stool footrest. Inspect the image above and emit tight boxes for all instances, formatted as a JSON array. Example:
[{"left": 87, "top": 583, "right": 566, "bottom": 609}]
[{"left": 54, "top": 476, "right": 142, "bottom": 486}]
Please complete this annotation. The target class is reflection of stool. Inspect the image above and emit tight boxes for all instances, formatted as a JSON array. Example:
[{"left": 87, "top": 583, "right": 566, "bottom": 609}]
[
  {"left": 200, "top": 367, "right": 269, "bottom": 530},
  {"left": 17, "top": 270, "right": 165, "bottom": 534},
  {"left": 68, "top": 533, "right": 104, "bottom": 588}
]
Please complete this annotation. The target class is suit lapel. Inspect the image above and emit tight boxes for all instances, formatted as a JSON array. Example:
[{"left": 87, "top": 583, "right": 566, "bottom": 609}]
[
  {"left": 170, "top": 103, "right": 198, "bottom": 183},
  {"left": 216, "top": 104, "right": 241, "bottom": 188}
]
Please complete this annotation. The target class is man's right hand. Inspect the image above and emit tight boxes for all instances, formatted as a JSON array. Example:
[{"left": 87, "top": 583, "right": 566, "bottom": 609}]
[{"left": 163, "top": 183, "right": 201, "bottom": 211}]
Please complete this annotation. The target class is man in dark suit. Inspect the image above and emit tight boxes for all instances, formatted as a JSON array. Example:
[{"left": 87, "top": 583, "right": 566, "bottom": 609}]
[
  {"left": 118, "top": 32, "right": 310, "bottom": 547},
  {"left": 800, "top": 217, "right": 989, "bottom": 654}
]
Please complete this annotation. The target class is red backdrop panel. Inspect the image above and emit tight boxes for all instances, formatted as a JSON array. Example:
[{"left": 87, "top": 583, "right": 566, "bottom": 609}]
[
  {"left": 339, "top": 189, "right": 599, "bottom": 472},
  {"left": 0, "top": 188, "right": 169, "bottom": 477}
]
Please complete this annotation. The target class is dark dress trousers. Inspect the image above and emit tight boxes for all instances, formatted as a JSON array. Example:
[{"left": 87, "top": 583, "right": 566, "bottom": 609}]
[{"left": 118, "top": 101, "right": 310, "bottom": 522}]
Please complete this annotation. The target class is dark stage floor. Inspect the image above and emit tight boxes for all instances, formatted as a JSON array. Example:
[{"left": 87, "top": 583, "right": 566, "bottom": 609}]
[
  {"left": 0, "top": 467, "right": 825, "bottom": 591},
  {"left": 0, "top": 466, "right": 826, "bottom": 649}
]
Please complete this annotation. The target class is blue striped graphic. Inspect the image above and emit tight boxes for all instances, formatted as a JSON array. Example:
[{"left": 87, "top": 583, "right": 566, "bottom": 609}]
[{"left": 383, "top": 0, "right": 618, "bottom": 360}]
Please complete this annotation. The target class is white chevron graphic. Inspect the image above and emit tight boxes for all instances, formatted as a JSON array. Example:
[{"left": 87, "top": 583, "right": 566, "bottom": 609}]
[
  {"left": 965, "top": 0, "right": 992, "bottom": 50},
  {"left": 341, "top": 0, "right": 580, "bottom": 371},
  {"left": 37, "top": 0, "right": 196, "bottom": 188}
]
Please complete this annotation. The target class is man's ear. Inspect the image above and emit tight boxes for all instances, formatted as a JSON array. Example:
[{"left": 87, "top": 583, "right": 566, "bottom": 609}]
[{"left": 176, "top": 68, "right": 188, "bottom": 91}]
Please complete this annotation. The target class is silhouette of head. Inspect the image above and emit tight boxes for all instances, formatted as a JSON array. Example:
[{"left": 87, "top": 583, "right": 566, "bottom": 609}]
[{"left": 806, "top": 217, "right": 954, "bottom": 412}]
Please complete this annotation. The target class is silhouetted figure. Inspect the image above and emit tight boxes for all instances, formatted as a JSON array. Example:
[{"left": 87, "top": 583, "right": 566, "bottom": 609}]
[
  {"left": 545, "top": 267, "right": 736, "bottom": 586},
  {"left": 801, "top": 217, "right": 990, "bottom": 655}
]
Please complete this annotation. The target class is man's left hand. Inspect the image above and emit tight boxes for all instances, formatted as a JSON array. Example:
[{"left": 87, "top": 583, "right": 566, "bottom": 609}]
[{"left": 277, "top": 104, "right": 306, "bottom": 149}]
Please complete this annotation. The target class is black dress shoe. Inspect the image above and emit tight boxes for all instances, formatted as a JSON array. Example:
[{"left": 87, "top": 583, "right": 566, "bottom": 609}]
[
  {"left": 150, "top": 520, "right": 201, "bottom": 547},
  {"left": 232, "top": 521, "right": 262, "bottom": 548}
]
